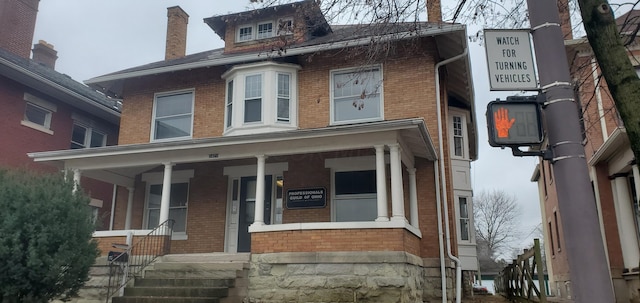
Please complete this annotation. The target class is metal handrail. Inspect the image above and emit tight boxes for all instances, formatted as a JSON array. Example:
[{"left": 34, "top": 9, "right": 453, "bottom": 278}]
[{"left": 104, "top": 219, "right": 174, "bottom": 302}]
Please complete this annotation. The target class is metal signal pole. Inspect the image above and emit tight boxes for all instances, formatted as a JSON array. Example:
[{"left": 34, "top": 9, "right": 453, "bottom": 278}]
[{"left": 526, "top": 0, "right": 616, "bottom": 301}]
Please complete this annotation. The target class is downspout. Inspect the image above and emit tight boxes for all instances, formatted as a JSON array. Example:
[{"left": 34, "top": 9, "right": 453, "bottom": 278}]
[
  {"left": 435, "top": 47, "right": 468, "bottom": 303},
  {"left": 434, "top": 159, "right": 447, "bottom": 303}
]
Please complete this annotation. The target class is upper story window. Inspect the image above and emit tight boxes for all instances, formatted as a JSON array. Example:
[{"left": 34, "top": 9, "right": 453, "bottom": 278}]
[
  {"left": 236, "top": 18, "right": 293, "bottom": 43},
  {"left": 22, "top": 93, "right": 57, "bottom": 135},
  {"left": 331, "top": 66, "right": 383, "bottom": 125},
  {"left": 449, "top": 110, "right": 469, "bottom": 159},
  {"left": 71, "top": 123, "right": 106, "bottom": 149},
  {"left": 151, "top": 90, "right": 194, "bottom": 141},
  {"left": 222, "top": 62, "right": 299, "bottom": 136}
]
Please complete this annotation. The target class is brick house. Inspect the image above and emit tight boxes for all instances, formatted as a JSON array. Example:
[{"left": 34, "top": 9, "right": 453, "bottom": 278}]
[
  {"left": 0, "top": 0, "right": 120, "bottom": 230},
  {"left": 531, "top": 6, "right": 640, "bottom": 302},
  {"left": 30, "top": 1, "right": 478, "bottom": 301}
]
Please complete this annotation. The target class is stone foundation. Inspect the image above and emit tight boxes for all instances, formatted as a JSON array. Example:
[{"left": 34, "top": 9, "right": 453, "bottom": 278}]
[{"left": 247, "top": 252, "right": 455, "bottom": 303}]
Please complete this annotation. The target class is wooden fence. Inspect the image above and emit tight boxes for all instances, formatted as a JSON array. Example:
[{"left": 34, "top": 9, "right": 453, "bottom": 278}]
[{"left": 494, "top": 238, "right": 547, "bottom": 302}]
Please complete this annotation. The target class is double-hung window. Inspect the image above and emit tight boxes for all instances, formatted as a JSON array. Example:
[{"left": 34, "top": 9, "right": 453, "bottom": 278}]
[
  {"left": 238, "top": 25, "right": 253, "bottom": 42},
  {"left": 453, "top": 116, "right": 464, "bottom": 157},
  {"left": 331, "top": 66, "right": 383, "bottom": 124},
  {"left": 458, "top": 197, "right": 470, "bottom": 241},
  {"left": 244, "top": 75, "right": 262, "bottom": 123},
  {"left": 226, "top": 81, "right": 234, "bottom": 128},
  {"left": 152, "top": 90, "right": 194, "bottom": 141},
  {"left": 143, "top": 170, "right": 194, "bottom": 238},
  {"left": 22, "top": 93, "right": 56, "bottom": 134},
  {"left": 277, "top": 73, "right": 290, "bottom": 122},
  {"left": 71, "top": 123, "right": 106, "bottom": 149}
]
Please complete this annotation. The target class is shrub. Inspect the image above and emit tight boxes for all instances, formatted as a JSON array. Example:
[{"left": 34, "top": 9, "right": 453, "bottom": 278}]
[{"left": 0, "top": 169, "right": 99, "bottom": 302}]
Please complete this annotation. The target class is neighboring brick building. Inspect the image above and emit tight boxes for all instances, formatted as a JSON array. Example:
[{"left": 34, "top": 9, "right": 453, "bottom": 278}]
[
  {"left": 532, "top": 6, "right": 640, "bottom": 302},
  {"left": 30, "top": 1, "right": 479, "bottom": 301},
  {"left": 0, "top": 0, "right": 121, "bottom": 230}
]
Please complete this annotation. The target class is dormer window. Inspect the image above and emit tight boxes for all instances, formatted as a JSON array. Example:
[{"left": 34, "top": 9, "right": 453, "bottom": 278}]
[
  {"left": 257, "top": 22, "right": 274, "bottom": 39},
  {"left": 238, "top": 25, "right": 253, "bottom": 42},
  {"left": 236, "top": 18, "right": 292, "bottom": 43},
  {"left": 222, "top": 62, "right": 299, "bottom": 136}
]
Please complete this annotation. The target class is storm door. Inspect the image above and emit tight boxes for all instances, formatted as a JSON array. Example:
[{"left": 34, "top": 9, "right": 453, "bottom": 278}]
[{"left": 237, "top": 175, "right": 272, "bottom": 252}]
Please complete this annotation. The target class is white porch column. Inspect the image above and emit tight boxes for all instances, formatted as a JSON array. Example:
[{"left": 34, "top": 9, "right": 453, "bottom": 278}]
[
  {"left": 72, "top": 169, "right": 81, "bottom": 193},
  {"left": 124, "top": 187, "right": 134, "bottom": 230},
  {"left": 612, "top": 174, "right": 640, "bottom": 270},
  {"left": 374, "top": 145, "right": 389, "bottom": 222},
  {"left": 253, "top": 155, "right": 267, "bottom": 226},
  {"left": 408, "top": 167, "right": 419, "bottom": 228},
  {"left": 158, "top": 163, "right": 173, "bottom": 225},
  {"left": 389, "top": 143, "right": 405, "bottom": 221}
]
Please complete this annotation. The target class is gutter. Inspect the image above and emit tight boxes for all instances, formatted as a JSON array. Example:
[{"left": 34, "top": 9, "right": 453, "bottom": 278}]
[{"left": 0, "top": 56, "right": 120, "bottom": 124}]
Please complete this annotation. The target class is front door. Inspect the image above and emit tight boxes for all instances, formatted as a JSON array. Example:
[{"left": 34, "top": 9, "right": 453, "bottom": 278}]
[{"left": 237, "top": 175, "right": 272, "bottom": 252}]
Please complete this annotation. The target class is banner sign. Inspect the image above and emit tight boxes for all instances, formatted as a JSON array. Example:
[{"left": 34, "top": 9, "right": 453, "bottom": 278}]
[{"left": 286, "top": 187, "right": 326, "bottom": 209}]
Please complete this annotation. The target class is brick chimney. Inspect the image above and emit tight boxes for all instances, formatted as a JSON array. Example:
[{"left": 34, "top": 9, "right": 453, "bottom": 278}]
[
  {"left": 165, "top": 6, "right": 189, "bottom": 60},
  {"left": 32, "top": 40, "right": 58, "bottom": 69},
  {"left": 0, "top": 0, "right": 40, "bottom": 58},
  {"left": 427, "top": 0, "right": 442, "bottom": 23},
  {"left": 558, "top": 0, "right": 573, "bottom": 39}
]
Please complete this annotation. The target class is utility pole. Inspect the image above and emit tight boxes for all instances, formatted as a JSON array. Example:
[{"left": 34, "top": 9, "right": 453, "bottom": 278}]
[{"left": 526, "top": 0, "right": 616, "bottom": 301}]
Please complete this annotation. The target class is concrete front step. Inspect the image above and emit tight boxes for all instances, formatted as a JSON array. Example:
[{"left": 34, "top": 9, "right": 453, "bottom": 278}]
[
  {"left": 152, "top": 262, "right": 248, "bottom": 271},
  {"left": 112, "top": 296, "right": 220, "bottom": 303},
  {"left": 160, "top": 253, "right": 250, "bottom": 263},
  {"left": 123, "top": 286, "right": 228, "bottom": 298},
  {"left": 134, "top": 277, "right": 235, "bottom": 288}
]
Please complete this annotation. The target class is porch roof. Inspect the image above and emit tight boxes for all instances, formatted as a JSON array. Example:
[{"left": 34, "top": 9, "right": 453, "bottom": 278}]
[{"left": 29, "top": 118, "right": 436, "bottom": 188}]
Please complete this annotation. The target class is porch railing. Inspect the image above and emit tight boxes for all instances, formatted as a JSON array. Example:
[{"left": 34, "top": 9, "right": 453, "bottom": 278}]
[
  {"left": 494, "top": 238, "right": 547, "bottom": 302},
  {"left": 104, "top": 219, "right": 174, "bottom": 303}
]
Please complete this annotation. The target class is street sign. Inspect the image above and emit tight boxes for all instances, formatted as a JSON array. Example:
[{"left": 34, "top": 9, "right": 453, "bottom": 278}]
[
  {"left": 484, "top": 29, "right": 538, "bottom": 91},
  {"left": 486, "top": 100, "right": 543, "bottom": 147}
]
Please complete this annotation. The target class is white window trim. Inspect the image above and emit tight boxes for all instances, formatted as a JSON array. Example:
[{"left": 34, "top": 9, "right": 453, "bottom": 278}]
[
  {"left": 225, "top": 80, "right": 234, "bottom": 130},
  {"left": 150, "top": 89, "right": 195, "bottom": 142},
  {"left": 243, "top": 73, "right": 264, "bottom": 125},
  {"left": 237, "top": 24, "right": 254, "bottom": 42},
  {"left": 329, "top": 65, "right": 384, "bottom": 125},
  {"left": 71, "top": 122, "right": 107, "bottom": 149},
  {"left": 456, "top": 195, "right": 472, "bottom": 243},
  {"left": 325, "top": 156, "right": 377, "bottom": 222},
  {"left": 222, "top": 62, "right": 300, "bottom": 136},
  {"left": 277, "top": 17, "right": 294, "bottom": 36},
  {"left": 142, "top": 170, "right": 194, "bottom": 240},
  {"left": 449, "top": 109, "right": 470, "bottom": 160},
  {"left": 22, "top": 93, "right": 57, "bottom": 135},
  {"left": 256, "top": 20, "right": 275, "bottom": 39}
]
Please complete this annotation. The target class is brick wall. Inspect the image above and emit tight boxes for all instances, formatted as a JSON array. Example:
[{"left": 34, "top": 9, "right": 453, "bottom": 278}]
[{"left": 251, "top": 228, "right": 420, "bottom": 255}]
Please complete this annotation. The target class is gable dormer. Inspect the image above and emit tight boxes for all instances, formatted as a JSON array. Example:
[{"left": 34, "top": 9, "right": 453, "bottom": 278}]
[{"left": 204, "top": 0, "right": 331, "bottom": 54}]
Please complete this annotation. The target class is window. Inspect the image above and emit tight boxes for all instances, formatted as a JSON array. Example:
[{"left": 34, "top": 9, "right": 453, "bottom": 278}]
[
  {"left": 244, "top": 75, "right": 262, "bottom": 123},
  {"left": 146, "top": 182, "right": 189, "bottom": 233},
  {"left": 331, "top": 66, "right": 383, "bottom": 124},
  {"left": 257, "top": 22, "right": 273, "bottom": 39},
  {"left": 238, "top": 25, "right": 253, "bottom": 42},
  {"left": 549, "top": 221, "right": 555, "bottom": 255},
  {"left": 226, "top": 81, "right": 234, "bottom": 128},
  {"left": 554, "top": 211, "right": 561, "bottom": 251},
  {"left": 277, "top": 73, "right": 290, "bottom": 122},
  {"left": 71, "top": 123, "right": 106, "bottom": 149},
  {"left": 277, "top": 18, "right": 293, "bottom": 35},
  {"left": 222, "top": 62, "right": 299, "bottom": 135},
  {"left": 334, "top": 170, "right": 377, "bottom": 222},
  {"left": 22, "top": 93, "right": 57, "bottom": 134},
  {"left": 459, "top": 197, "right": 470, "bottom": 241},
  {"left": 152, "top": 90, "right": 194, "bottom": 141},
  {"left": 453, "top": 116, "right": 464, "bottom": 157}
]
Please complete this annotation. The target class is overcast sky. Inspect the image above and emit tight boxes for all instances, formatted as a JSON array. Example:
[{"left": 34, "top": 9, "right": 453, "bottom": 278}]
[{"left": 32, "top": 0, "right": 544, "bottom": 249}]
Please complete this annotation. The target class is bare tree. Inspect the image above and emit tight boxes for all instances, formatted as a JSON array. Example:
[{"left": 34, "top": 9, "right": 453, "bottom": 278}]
[{"left": 474, "top": 189, "right": 521, "bottom": 260}]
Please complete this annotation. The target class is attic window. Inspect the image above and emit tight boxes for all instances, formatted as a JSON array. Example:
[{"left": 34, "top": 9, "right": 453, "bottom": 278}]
[
  {"left": 238, "top": 25, "right": 253, "bottom": 42},
  {"left": 277, "top": 18, "right": 293, "bottom": 35},
  {"left": 257, "top": 22, "right": 274, "bottom": 39}
]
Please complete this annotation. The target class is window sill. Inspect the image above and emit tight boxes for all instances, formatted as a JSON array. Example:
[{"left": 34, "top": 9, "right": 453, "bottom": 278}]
[
  {"left": 224, "top": 124, "right": 297, "bottom": 136},
  {"left": 21, "top": 120, "right": 54, "bottom": 135}
]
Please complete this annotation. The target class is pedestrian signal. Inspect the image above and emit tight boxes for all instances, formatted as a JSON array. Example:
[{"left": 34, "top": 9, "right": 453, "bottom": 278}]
[{"left": 486, "top": 100, "right": 543, "bottom": 147}]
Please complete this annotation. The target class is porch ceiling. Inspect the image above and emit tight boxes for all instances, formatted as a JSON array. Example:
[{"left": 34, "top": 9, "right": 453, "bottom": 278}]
[{"left": 29, "top": 119, "right": 437, "bottom": 187}]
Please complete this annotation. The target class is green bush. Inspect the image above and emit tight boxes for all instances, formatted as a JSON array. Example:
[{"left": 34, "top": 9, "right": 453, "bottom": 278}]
[{"left": 0, "top": 169, "right": 99, "bottom": 302}]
